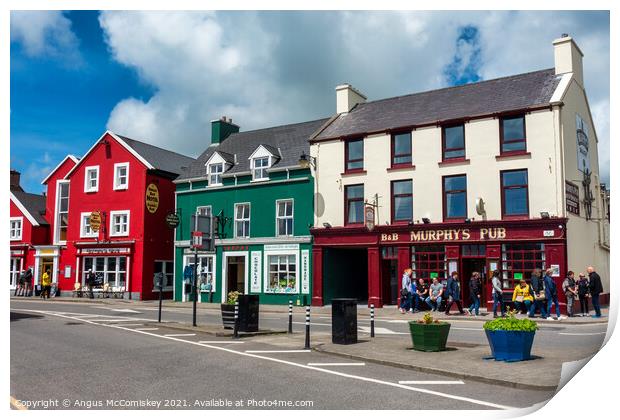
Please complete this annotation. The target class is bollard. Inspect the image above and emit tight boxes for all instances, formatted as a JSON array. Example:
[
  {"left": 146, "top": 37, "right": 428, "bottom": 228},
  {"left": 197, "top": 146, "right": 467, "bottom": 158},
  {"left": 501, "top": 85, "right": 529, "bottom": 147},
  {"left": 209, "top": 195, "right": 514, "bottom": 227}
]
[
  {"left": 304, "top": 306, "right": 310, "bottom": 349},
  {"left": 288, "top": 300, "right": 293, "bottom": 334},
  {"left": 233, "top": 301, "right": 239, "bottom": 339},
  {"left": 370, "top": 304, "right": 375, "bottom": 338}
]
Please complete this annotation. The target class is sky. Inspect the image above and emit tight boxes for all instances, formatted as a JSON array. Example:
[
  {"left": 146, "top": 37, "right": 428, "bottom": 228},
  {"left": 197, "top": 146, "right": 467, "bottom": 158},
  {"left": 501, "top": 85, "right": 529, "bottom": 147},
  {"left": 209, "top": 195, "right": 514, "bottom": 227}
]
[{"left": 10, "top": 10, "right": 610, "bottom": 193}]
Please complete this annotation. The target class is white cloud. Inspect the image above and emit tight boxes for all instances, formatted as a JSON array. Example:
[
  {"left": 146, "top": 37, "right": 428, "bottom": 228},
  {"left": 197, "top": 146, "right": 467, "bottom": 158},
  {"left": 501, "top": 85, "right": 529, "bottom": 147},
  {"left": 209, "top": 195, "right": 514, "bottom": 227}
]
[{"left": 10, "top": 11, "right": 81, "bottom": 63}]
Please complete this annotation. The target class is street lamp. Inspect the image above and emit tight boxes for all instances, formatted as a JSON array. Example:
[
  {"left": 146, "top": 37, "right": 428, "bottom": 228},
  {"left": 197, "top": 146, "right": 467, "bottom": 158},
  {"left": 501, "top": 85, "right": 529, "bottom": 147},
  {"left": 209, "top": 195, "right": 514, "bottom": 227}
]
[{"left": 298, "top": 152, "right": 316, "bottom": 169}]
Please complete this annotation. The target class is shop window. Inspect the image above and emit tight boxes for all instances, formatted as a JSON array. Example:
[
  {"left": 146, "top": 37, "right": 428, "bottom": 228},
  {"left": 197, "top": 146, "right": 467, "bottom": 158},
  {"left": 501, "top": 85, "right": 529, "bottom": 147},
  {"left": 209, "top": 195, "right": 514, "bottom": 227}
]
[
  {"left": 276, "top": 200, "right": 294, "bottom": 237},
  {"left": 153, "top": 261, "right": 174, "bottom": 288},
  {"left": 10, "top": 257, "right": 21, "bottom": 288},
  {"left": 110, "top": 211, "right": 130, "bottom": 237},
  {"left": 234, "top": 203, "right": 250, "bottom": 238},
  {"left": 183, "top": 255, "right": 215, "bottom": 292},
  {"left": 501, "top": 243, "right": 545, "bottom": 289},
  {"left": 266, "top": 254, "right": 297, "bottom": 293},
  {"left": 114, "top": 162, "right": 129, "bottom": 190},
  {"left": 381, "top": 247, "right": 398, "bottom": 259},
  {"left": 391, "top": 132, "right": 412, "bottom": 166},
  {"left": 500, "top": 115, "right": 526, "bottom": 154},
  {"left": 461, "top": 244, "right": 486, "bottom": 257},
  {"left": 501, "top": 169, "right": 529, "bottom": 217},
  {"left": 10, "top": 217, "right": 23, "bottom": 241},
  {"left": 55, "top": 181, "right": 70, "bottom": 243},
  {"left": 344, "top": 184, "right": 364, "bottom": 225},
  {"left": 391, "top": 180, "right": 413, "bottom": 223},
  {"left": 345, "top": 138, "right": 364, "bottom": 172},
  {"left": 411, "top": 245, "right": 446, "bottom": 283},
  {"left": 82, "top": 256, "right": 127, "bottom": 288},
  {"left": 443, "top": 175, "right": 467, "bottom": 220},
  {"left": 442, "top": 124, "right": 466, "bottom": 160}
]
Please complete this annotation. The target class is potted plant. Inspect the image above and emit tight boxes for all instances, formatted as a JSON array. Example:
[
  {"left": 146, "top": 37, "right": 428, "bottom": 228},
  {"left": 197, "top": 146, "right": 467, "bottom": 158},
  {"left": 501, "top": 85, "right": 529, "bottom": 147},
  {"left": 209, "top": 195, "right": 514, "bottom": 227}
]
[
  {"left": 483, "top": 310, "right": 538, "bottom": 362},
  {"left": 408, "top": 312, "right": 451, "bottom": 352},
  {"left": 221, "top": 291, "right": 240, "bottom": 329}
]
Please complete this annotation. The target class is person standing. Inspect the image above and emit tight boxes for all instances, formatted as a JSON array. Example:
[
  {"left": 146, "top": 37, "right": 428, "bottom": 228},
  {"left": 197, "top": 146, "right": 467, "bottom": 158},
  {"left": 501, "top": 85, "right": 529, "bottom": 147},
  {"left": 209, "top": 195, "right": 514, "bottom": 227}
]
[
  {"left": 425, "top": 277, "right": 443, "bottom": 312},
  {"left": 491, "top": 270, "right": 505, "bottom": 318},
  {"left": 577, "top": 273, "right": 590, "bottom": 316},
  {"left": 562, "top": 271, "right": 577, "bottom": 317},
  {"left": 86, "top": 269, "right": 96, "bottom": 299},
  {"left": 399, "top": 268, "right": 412, "bottom": 314},
  {"left": 417, "top": 279, "right": 429, "bottom": 311},
  {"left": 529, "top": 269, "right": 547, "bottom": 318},
  {"left": 445, "top": 272, "right": 466, "bottom": 315},
  {"left": 587, "top": 266, "right": 603, "bottom": 318},
  {"left": 409, "top": 278, "right": 419, "bottom": 312},
  {"left": 468, "top": 272, "right": 482, "bottom": 316},
  {"left": 15, "top": 271, "right": 25, "bottom": 296},
  {"left": 41, "top": 269, "right": 52, "bottom": 299},
  {"left": 543, "top": 269, "right": 562, "bottom": 320},
  {"left": 22, "top": 268, "right": 33, "bottom": 297}
]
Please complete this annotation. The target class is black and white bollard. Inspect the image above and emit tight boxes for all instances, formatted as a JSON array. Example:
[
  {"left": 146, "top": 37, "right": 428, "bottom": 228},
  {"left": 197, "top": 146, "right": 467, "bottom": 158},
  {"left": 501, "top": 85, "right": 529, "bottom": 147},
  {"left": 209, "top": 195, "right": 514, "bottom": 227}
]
[
  {"left": 288, "top": 300, "right": 293, "bottom": 334},
  {"left": 233, "top": 301, "right": 239, "bottom": 339},
  {"left": 304, "top": 306, "right": 310, "bottom": 349},
  {"left": 370, "top": 303, "right": 375, "bottom": 338}
]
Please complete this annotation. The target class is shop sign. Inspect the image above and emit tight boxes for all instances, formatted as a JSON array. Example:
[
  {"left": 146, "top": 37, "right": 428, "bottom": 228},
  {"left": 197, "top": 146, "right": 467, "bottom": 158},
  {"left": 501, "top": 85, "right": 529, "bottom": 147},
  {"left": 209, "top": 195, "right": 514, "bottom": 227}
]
[
  {"left": 145, "top": 183, "right": 160, "bottom": 214},
  {"left": 381, "top": 227, "right": 509, "bottom": 243},
  {"left": 10, "top": 250, "right": 24, "bottom": 256},
  {"left": 550, "top": 264, "right": 560, "bottom": 277},
  {"left": 264, "top": 243, "right": 299, "bottom": 251},
  {"left": 80, "top": 247, "right": 130, "bottom": 255},
  {"left": 250, "top": 251, "right": 261, "bottom": 293},
  {"left": 364, "top": 206, "right": 375, "bottom": 231},
  {"left": 89, "top": 211, "right": 102, "bottom": 232},
  {"left": 165, "top": 212, "right": 180, "bottom": 228},
  {"left": 301, "top": 250, "right": 310, "bottom": 294},
  {"left": 192, "top": 231, "right": 203, "bottom": 249},
  {"left": 543, "top": 230, "right": 555, "bottom": 237}
]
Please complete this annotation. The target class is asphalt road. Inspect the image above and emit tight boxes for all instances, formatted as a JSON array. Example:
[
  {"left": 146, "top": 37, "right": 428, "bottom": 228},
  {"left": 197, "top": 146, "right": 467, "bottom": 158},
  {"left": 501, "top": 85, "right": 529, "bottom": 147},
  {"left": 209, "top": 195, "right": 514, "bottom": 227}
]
[{"left": 10, "top": 299, "right": 607, "bottom": 410}]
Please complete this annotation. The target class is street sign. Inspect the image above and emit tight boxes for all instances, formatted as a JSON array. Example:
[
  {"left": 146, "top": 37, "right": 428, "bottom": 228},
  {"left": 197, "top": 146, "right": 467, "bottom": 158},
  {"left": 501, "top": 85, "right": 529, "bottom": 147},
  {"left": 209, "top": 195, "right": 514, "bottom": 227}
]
[
  {"left": 165, "top": 212, "right": 180, "bottom": 228},
  {"left": 192, "top": 231, "right": 203, "bottom": 249},
  {"left": 145, "top": 183, "right": 160, "bottom": 213},
  {"left": 89, "top": 211, "right": 102, "bottom": 232}
]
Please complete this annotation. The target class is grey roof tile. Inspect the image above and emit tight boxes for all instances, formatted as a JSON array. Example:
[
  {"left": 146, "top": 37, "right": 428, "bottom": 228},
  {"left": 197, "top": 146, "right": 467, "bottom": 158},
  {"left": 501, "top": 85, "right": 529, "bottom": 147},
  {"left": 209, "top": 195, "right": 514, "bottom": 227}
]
[
  {"left": 116, "top": 135, "right": 195, "bottom": 176},
  {"left": 12, "top": 191, "right": 48, "bottom": 225}
]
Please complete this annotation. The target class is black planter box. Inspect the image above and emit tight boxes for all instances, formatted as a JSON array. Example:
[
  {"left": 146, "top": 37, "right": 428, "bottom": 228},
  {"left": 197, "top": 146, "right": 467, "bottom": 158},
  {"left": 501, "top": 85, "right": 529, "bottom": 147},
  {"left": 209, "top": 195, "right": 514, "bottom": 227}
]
[
  {"left": 221, "top": 304, "right": 236, "bottom": 329},
  {"left": 332, "top": 298, "right": 358, "bottom": 344},
  {"left": 221, "top": 295, "right": 259, "bottom": 332}
]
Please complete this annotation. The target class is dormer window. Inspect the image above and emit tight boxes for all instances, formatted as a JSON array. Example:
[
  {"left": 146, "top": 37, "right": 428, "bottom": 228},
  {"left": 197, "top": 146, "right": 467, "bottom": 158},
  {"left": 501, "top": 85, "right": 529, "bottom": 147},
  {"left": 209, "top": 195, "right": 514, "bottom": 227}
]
[
  {"left": 252, "top": 157, "right": 270, "bottom": 181},
  {"left": 209, "top": 163, "right": 223, "bottom": 186}
]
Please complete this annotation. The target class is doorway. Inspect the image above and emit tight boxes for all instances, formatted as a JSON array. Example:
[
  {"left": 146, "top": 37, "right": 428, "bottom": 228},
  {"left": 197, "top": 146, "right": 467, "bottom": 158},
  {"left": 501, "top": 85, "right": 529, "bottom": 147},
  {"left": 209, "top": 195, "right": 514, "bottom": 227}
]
[
  {"left": 226, "top": 256, "right": 246, "bottom": 295},
  {"left": 381, "top": 259, "right": 399, "bottom": 305},
  {"left": 40, "top": 258, "right": 54, "bottom": 283},
  {"left": 461, "top": 258, "right": 487, "bottom": 308}
]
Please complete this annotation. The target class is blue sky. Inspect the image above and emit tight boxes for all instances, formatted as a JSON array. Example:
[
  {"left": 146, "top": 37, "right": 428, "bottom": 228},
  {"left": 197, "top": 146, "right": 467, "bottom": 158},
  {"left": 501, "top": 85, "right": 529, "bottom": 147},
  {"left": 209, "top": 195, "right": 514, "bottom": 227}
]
[{"left": 10, "top": 11, "right": 610, "bottom": 193}]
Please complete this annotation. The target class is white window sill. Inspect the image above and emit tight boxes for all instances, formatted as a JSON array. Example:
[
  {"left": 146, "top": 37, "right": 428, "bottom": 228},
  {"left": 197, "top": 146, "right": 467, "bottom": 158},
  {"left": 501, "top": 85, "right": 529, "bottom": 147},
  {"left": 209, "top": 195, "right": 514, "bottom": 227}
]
[
  {"left": 10, "top": 238, "right": 22, "bottom": 242},
  {"left": 250, "top": 178, "right": 270, "bottom": 183},
  {"left": 80, "top": 234, "right": 99, "bottom": 239},
  {"left": 110, "top": 234, "right": 129, "bottom": 238},
  {"left": 113, "top": 186, "right": 129, "bottom": 191}
]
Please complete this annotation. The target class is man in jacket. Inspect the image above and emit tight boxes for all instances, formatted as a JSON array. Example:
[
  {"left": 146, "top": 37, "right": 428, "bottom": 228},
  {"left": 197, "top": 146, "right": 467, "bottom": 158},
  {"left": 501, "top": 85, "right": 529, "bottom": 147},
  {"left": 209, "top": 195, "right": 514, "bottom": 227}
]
[
  {"left": 400, "top": 269, "right": 412, "bottom": 314},
  {"left": 587, "top": 266, "right": 604, "bottom": 318},
  {"left": 444, "top": 272, "right": 466, "bottom": 315},
  {"left": 468, "top": 272, "right": 482, "bottom": 316},
  {"left": 491, "top": 270, "right": 505, "bottom": 318},
  {"left": 544, "top": 269, "right": 562, "bottom": 320},
  {"left": 86, "top": 269, "right": 96, "bottom": 299},
  {"left": 529, "top": 269, "right": 547, "bottom": 318},
  {"left": 562, "top": 271, "right": 577, "bottom": 317}
]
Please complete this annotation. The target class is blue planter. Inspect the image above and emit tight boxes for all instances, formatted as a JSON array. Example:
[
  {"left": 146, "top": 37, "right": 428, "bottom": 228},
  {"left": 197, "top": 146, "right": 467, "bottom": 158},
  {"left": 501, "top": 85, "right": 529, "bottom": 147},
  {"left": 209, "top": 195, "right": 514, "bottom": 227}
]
[{"left": 485, "top": 330, "right": 535, "bottom": 362}]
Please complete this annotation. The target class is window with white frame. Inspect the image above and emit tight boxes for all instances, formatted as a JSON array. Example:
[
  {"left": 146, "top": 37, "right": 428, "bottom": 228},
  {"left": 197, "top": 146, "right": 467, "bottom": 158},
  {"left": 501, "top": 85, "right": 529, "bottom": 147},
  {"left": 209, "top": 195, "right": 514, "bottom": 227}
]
[
  {"left": 252, "top": 157, "right": 270, "bottom": 181},
  {"left": 110, "top": 211, "right": 130, "bottom": 236},
  {"left": 153, "top": 260, "right": 174, "bottom": 289},
  {"left": 114, "top": 163, "right": 129, "bottom": 190},
  {"left": 266, "top": 254, "right": 297, "bottom": 293},
  {"left": 234, "top": 203, "right": 250, "bottom": 238},
  {"left": 209, "top": 163, "right": 224, "bottom": 186},
  {"left": 84, "top": 166, "right": 99, "bottom": 192},
  {"left": 10, "top": 257, "right": 21, "bottom": 288},
  {"left": 276, "top": 200, "right": 294, "bottom": 236},
  {"left": 55, "top": 181, "right": 69, "bottom": 243},
  {"left": 10, "top": 217, "right": 23, "bottom": 241},
  {"left": 183, "top": 255, "right": 215, "bottom": 293},
  {"left": 82, "top": 256, "right": 126, "bottom": 288},
  {"left": 80, "top": 212, "right": 98, "bottom": 238},
  {"left": 197, "top": 206, "right": 212, "bottom": 217}
]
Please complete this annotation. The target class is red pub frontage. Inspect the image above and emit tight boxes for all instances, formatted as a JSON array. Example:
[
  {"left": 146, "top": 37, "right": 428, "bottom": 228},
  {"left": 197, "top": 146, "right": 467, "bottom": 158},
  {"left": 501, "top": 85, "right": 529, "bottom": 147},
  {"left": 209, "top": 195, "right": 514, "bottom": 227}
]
[{"left": 311, "top": 218, "right": 568, "bottom": 310}]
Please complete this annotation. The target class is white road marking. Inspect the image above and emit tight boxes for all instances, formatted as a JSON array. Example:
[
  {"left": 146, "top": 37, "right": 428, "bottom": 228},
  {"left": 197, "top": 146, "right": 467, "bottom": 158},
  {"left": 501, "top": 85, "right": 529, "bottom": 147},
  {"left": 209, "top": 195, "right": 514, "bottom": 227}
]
[
  {"left": 245, "top": 350, "right": 311, "bottom": 354},
  {"left": 399, "top": 380, "right": 465, "bottom": 385},
  {"left": 198, "top": 341, "right": 245, "bottom": 344},
  {"left": 358, "top": 326, "right": 408, "bottom": 335},
  {"left": 386, "top": 320, "right": 409, "bottom": 323},
  {"left": 558, "top": 332, "right": 606, "bottom": 336},
  {"left": 164, "top": 333, "right": 197, "bottom": 337},
  {"left": 112, "top": 323, "right": 144, "bottom": 327},
  {"left": 109, "top": 309, "right": 141, "bottom": 313},
  {"left": 307, "top": 362, "right": 366, "bottom": 366},
  {"left": 88, "top": 319, "right": 134, "bottom": 322},
  {"left": 452, "top": 327, "right": 483, "bottom": 331},
  {"left": 293, "top": 321, "right": 331, "bottom": 327},
  {"left": 134, "top": 327, "right": 159, "bottom": 331},
  {"left": 27, "top": 309, "right": 515, "bottom": 410}
]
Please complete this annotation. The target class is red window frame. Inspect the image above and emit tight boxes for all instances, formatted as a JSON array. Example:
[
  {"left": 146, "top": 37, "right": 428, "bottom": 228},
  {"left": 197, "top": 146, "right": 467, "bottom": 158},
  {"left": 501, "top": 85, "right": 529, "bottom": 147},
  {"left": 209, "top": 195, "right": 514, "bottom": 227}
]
[
  {"left": 391, "top": 179, "right": 413, "bottom": 224},
  {"left": 500, "top": 169, "right": 529, "bottom": 220},
  {"left": 344, "top": 184, "right": 364, "bottom": 226},
  {"left": 499, "top": 115, "right": 527, "bottom": 155},
  {"left": 411, "top": 245, "right": 447, "bottom": 284},
  {"left": 442, "top": 174, "right": 467, "bottom": 221},
  {"left": 391, "top": 132, "right": 412, "bottom": 168},
  {"left": 501, "top": 243, "right": 545, "bottom": 289},
  {"left": 344, "top": 138, "right": 364, "bottom": 173},
  {"left": 441, "top": 124, "right": 466, "bottom": 162}
]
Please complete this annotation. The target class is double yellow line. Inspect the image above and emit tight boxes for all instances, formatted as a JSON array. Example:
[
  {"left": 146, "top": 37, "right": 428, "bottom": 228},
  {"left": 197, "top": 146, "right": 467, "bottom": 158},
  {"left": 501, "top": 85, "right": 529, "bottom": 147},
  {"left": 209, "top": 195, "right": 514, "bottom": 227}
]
[{"left": 10, "top": 396, "right": 27, "bottom": 410}]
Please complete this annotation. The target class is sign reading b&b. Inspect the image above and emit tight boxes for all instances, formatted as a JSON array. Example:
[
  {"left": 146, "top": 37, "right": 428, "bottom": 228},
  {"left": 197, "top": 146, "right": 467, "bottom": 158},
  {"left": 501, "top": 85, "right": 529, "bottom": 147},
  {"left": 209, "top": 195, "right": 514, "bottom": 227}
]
[{"left": 145, "top": 183, "right": 159, "bottom": 213}]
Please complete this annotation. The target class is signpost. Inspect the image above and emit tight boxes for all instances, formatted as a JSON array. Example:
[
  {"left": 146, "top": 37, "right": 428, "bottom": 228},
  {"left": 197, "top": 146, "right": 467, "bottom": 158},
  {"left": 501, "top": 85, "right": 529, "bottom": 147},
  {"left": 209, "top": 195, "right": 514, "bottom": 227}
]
[
  {"left": 154, "top": 272, "right": 164, "bottom": 322},
  {"left": 190, "top": 212, "right": 214, "bottom": 327}
]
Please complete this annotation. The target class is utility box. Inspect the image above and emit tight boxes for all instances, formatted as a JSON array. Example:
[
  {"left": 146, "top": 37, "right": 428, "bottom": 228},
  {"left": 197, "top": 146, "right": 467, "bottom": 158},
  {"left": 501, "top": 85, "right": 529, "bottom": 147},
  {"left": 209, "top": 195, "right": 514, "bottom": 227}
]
[
  {"left": 332, "top": 298, "right": 358, "bottom": 345},
  {"left": 237, "top": 294, "right": 259, "bottom": 332}
]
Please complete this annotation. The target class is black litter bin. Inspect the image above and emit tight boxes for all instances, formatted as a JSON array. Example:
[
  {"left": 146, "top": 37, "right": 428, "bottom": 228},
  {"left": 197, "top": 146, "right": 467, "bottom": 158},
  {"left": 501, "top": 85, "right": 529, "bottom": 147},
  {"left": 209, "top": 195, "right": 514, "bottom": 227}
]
[
  {"left": 237, "top": 294, "right": 259, "bottom": 332},
  {"left": 332, "top": 298, "right": 357, "bottom": 344}
]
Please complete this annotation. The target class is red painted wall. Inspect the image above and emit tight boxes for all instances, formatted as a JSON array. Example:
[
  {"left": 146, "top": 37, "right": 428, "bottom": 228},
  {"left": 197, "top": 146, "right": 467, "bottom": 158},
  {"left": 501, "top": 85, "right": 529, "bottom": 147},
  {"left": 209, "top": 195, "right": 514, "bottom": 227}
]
[
  {"left": 43, "top": 157, "right": 78, "bottom": 240},
  {"left": 10, "top": 199, "right": 49, "bottom": 279}
]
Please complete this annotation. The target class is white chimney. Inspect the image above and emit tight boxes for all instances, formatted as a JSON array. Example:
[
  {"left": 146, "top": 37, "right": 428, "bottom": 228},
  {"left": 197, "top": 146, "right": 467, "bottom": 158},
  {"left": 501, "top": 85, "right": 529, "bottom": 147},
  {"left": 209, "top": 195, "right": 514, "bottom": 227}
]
[
  {"left": 335, "top": 84, "right": 367, "bottom": 114},
  {"left": 553, "top": 34, "right": 584, "bottom": 87}
]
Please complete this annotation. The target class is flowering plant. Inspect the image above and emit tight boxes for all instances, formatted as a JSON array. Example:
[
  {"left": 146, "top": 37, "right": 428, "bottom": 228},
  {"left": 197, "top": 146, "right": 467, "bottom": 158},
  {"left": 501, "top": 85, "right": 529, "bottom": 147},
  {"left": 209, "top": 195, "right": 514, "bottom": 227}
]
[
  {"left": 227, "top": 291, "right": 240, "bottom": 305},
  {"left": 417, "top": 312, "right": 446, "bottom": 325}
]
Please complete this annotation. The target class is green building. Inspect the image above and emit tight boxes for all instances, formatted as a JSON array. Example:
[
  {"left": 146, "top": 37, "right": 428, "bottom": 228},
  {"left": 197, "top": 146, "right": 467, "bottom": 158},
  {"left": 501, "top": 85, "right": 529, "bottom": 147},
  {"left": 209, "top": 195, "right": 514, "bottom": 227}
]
[{"left": 173, "top": 117, "right": 327, "bottom": 305}]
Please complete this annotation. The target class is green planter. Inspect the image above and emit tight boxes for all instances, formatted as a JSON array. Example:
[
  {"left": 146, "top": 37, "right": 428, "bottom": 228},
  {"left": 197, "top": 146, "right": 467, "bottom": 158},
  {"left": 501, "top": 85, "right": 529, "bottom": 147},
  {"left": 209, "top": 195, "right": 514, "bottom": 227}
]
[{"left": 408, "top": 321, "right": 451, "bottom": 352}]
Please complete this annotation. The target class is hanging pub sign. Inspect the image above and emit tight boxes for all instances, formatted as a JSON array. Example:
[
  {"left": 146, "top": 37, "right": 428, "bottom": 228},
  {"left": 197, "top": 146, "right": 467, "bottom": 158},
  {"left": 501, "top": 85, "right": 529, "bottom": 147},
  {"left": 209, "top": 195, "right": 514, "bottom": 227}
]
[
  {"left": 89, "top": 211, "right": 102, "bottom": 232},
  {"left": 145, "top": 183, "right": 160, "bottom": 213},
  {"left": 364, "top": 205, "right": 375, "bottom": 231},
  {"left": 165, "top": 211, "right": 180, "bottom": 228}
]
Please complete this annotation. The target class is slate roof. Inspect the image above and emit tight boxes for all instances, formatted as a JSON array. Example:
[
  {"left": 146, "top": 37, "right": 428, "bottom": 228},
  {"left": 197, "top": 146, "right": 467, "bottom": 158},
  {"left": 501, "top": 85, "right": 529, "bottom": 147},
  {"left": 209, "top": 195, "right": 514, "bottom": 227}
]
[
  {"left": 312, "top": 68, "right": 562, "bottom": 141},
  {"left": 177, "top": 118, "right": 329, "bottom": 182},
  {"left": 12, "top": 191, "right": 48, "bottom": 225},
  {"left": 116, "top": 135, "right": 195, "bottom": 175}
]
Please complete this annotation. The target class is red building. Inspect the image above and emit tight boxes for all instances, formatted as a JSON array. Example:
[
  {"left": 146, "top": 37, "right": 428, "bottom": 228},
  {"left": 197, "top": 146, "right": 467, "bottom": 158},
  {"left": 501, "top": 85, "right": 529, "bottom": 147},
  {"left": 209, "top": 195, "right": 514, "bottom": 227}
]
[{"left": 48, "top": 131, "right": 193, "bottom": 300}]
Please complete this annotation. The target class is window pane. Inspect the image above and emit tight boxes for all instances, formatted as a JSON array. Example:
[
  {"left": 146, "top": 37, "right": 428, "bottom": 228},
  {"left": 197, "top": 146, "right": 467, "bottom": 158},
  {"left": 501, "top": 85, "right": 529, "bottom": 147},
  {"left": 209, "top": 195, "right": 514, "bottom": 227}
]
[
  {"left": 446, "top": 192, "right": 466, "bottom": 218},
  {"left": 348, "top": 201, "right": 363, "bottom": 223},
  {"left": 347, "top": 139, "right": 363, "bottom": 160},
  {"left": 394, "top": 196, "right": 412, "bottom": 221},
  {"left": 346, "top": 185, "right": 364, "bottom": 199},
  {"left": 393, "top": 133, "right": 412, "bottom": 164},
  {"left": 393, "top": 180, "right": 412, "bottom": 195},
  {"left": 502, "top": 140, "right": 526, "bottom": 152},
  {"left": 505, "top": 188, "right": 528, "bottom": 215},
  {"left": 503, "top": 116, "right": 525, "bottom": 140},
  {"left": 444, "top": 176, "right": 466, "bottom": 191},
  {"left": 444, "top": 125, "right": 464, "bottom": 149},
  {"left": 502, "top": 170, "right": 527, "bottom": 186}
]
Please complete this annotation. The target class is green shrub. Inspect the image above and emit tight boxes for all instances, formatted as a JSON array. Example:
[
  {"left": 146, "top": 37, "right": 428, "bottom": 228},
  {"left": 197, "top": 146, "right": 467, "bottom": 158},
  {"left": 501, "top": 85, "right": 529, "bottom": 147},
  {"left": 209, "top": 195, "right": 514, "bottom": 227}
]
[{"left": 483, "top": 310, "right": 538, "bottom": 332}]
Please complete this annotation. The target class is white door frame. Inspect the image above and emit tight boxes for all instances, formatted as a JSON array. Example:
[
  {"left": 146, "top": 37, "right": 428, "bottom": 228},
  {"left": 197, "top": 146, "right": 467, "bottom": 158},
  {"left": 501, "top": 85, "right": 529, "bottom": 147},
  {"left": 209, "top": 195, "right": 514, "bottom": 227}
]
[{"left": 221, "top": 251, "right": 248, "bottom": 303}]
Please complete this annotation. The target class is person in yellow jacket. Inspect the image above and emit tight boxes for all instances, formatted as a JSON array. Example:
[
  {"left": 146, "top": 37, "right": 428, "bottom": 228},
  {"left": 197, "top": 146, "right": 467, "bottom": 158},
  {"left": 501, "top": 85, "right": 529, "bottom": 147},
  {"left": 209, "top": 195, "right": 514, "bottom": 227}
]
[
  {"left": 512, "top": 279, "right": 534, "bottom": 314},
  {"left": 41, "top": 269, "right": 52, "bottom": 300}
]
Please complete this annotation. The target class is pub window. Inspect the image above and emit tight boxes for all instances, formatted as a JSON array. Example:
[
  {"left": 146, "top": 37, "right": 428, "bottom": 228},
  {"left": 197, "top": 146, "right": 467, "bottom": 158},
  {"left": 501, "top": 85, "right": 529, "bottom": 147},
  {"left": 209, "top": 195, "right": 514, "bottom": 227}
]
[
  {"left": 565, "top": 181, "right": 580, "bottom": 215},
  {"left": 461, "top": 244, "right": 486, "bottom": 257},
  {"left": 501, "top": 169, "right": 529, "bottom": 217},
  {"left": 442, "top": 124, "right": 465, "bottom": 160},
  {"left": 411, "top": 245, "right": 447, "bottom": 283},
  {"left": 391, "top": 132, "right": 412, "bottom": 166},
  {"left": 344, "top": 184, "right": 364, "bottom": 225},
  {"left": 501, "top": 243, "right": 545, "bottom": 289},
  {"left": 443, "top": 175, "right": 467, "bottom": 220},
  {"left": 345, "top": 138, "right": 364, "bottom": 172},
  {"left": 500, "top": 115, "right": 527, "bottom": 154},
  {"left": 391, "top": 179, "right": 413, "bottom": 223},
  {"left": 82, "top": 256, "right": 127, "bottom": 288}
]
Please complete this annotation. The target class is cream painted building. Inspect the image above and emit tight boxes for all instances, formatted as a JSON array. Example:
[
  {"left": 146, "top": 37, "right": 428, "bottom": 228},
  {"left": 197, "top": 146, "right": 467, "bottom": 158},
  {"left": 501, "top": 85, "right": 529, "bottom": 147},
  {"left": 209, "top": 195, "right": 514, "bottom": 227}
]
[{"left": 308, "top": 36, "right": 609, "bottom": 309}]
